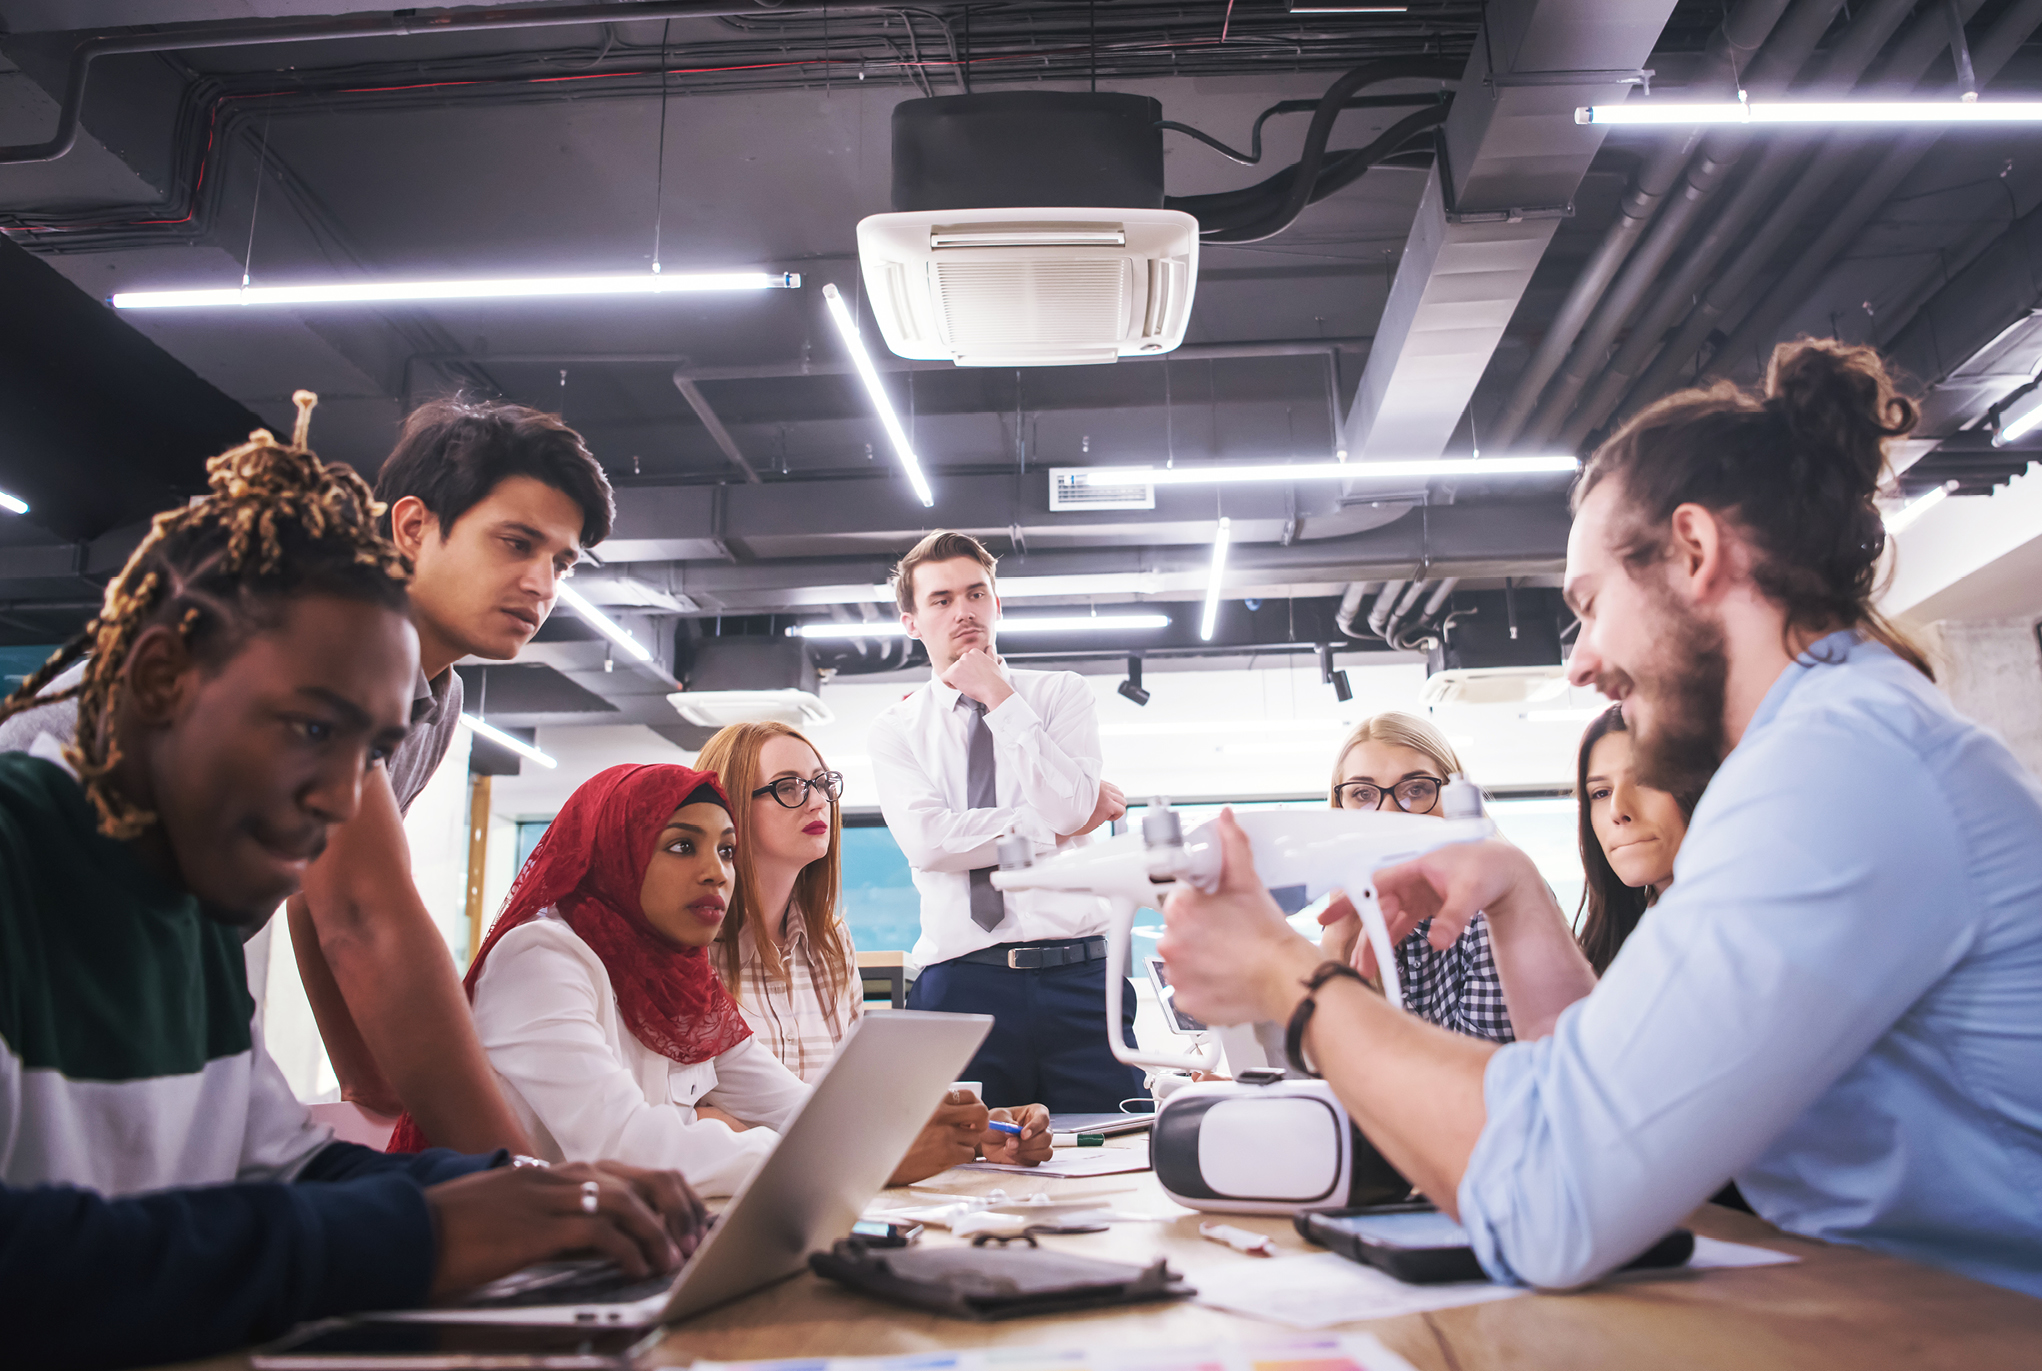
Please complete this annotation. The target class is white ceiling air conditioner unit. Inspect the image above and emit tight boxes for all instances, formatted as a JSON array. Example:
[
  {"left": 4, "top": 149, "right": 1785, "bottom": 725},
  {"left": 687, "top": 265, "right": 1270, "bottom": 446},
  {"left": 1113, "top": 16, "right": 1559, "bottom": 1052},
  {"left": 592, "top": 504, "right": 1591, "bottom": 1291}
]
[
  {"left": 1420, "top": 665, "right": 1572, "bottom": 706},
  {"left": 856, "top": 206, "right": 1200, "bottom": 367},
  {"left": 668, "top": 639, "right": 834, "bottom": 734},
  {"left": 667, "top": 689, "right": 834, "bottom": 730}
]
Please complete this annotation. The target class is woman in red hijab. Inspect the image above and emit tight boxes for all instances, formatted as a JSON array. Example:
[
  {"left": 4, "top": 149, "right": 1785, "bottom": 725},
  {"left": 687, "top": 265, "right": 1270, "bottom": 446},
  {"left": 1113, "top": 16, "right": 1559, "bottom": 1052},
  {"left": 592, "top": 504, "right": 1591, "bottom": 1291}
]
[{"left": 409, "top": 764, "right": 986, "bottom": 1197}]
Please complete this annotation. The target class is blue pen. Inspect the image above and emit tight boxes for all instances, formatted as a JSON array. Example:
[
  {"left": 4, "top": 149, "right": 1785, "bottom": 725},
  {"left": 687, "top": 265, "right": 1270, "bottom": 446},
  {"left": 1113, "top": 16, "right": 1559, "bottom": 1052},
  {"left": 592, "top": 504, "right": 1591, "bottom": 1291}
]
[{"left": 987, "top": 1121, "right": 1023, "bottom": 1136}]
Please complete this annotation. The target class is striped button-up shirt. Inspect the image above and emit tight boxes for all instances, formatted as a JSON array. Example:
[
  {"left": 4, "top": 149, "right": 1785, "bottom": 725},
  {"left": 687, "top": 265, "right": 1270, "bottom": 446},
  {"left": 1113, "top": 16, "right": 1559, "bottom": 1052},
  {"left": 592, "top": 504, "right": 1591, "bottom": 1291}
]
[{"left": 732, "top": 911, "right": 862, "bottom": 1084}]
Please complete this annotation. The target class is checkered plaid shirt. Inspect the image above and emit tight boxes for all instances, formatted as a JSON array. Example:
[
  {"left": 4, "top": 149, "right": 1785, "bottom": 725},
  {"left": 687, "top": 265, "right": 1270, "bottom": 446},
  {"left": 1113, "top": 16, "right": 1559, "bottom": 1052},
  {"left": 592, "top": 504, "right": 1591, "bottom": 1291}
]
[
  {"left": 1395, "top": 911, "right": 1515, "bottom": 1043},
  {"left": 732, "top": 914, "right": 863, "bottom": 1084}
]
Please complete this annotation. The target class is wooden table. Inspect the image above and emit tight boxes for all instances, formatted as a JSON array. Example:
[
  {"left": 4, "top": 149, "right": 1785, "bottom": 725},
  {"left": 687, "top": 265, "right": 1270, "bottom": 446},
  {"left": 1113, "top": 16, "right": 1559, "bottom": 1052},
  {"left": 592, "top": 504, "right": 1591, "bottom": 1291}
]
[{"left": 173, "top": 1143, "right": 2042, "bottom": 1371}]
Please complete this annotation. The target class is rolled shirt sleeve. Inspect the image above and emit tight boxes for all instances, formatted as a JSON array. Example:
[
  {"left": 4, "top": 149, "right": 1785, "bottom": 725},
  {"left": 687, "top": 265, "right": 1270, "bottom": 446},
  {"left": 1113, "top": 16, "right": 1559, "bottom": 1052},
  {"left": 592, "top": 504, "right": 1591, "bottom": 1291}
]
[
  {"left": 869, "top": 708, "right": 1045, "bottom": 871},
  {"left": 1457, "top": 709, "right": 1978, "bottom": 1290},
  {"left": 981, "top": 675, "right": 1104, "bottom": 838}
]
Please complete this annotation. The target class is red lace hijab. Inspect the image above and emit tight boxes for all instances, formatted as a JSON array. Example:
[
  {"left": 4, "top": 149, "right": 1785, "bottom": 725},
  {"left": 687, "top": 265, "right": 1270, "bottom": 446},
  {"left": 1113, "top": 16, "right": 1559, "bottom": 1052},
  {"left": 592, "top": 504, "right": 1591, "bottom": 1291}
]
[{"left": 389, "top": 763, "right": 751, "bottom": 1152}]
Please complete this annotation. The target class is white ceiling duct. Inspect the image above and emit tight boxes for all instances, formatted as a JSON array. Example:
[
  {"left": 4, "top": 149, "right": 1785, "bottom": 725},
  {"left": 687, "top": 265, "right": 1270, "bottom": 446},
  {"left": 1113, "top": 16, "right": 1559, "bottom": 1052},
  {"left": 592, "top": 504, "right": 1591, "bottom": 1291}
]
[{"left": 856, "top": 207, "right": 1199, "bottom": 367}]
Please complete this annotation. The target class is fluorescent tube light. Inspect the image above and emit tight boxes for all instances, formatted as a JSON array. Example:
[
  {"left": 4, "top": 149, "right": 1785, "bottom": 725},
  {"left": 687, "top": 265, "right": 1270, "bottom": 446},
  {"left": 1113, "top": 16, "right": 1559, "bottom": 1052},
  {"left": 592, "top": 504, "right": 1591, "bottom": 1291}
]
[
  {"left": 1994, "top": 387, "right": 2042, "bottom": 446},
  {"left": 0, "top": 489, "right": 27, "bottom": 515},
  {"left": 790, "top": 613, "right": 1171, "bottom": 640},
  {"left": 110, "top": 272, "right": 800, "bottom": 309},
  {"left": 1577, "top": 100, "right": 2042, "bottom": 127},
  {"left": 557, "top": 583, "right": 653, "bottom": 661},
  {"left": 1066, "top": 456, "right": 1578, "bottom": 487},
  {"left": 460, "top": 715, "right": 557, "bottom": 769},
  {"left": 1884, "top": 483, "right": 1955, "bottom": 535},
  {"left": 821, "top": 282, "right": 935, "bottom": 507},
  {"left": 1201, "top": 517, "right": 1232, "bottom": 643}
]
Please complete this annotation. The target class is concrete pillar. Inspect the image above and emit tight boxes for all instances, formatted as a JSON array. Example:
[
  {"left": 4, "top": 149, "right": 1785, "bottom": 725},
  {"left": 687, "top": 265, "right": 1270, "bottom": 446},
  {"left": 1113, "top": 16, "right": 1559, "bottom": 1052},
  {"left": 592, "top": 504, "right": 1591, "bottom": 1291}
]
[{"left": 1923, "top": 618, "right": 2042, "bottom": 781}]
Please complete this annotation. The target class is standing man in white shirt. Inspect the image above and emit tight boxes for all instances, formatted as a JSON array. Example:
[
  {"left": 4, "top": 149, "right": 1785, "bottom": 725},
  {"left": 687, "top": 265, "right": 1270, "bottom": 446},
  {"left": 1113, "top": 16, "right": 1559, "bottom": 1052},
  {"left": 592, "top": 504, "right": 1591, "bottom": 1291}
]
[{"left": 869, "top": 532, "right": 1135, "bottom": 1112}]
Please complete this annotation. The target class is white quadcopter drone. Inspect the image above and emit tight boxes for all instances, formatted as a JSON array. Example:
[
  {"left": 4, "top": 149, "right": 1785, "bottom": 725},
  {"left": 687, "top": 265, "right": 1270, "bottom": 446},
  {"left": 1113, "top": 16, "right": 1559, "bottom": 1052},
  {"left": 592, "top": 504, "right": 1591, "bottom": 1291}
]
[{"left": 993, "top": 781, "right": 1495, "bottom": 1214}]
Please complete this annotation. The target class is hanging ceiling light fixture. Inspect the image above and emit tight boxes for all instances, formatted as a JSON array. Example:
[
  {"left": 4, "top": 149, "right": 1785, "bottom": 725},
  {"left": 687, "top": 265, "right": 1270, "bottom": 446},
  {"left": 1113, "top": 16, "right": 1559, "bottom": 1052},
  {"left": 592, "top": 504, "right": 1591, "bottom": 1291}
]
[
  {"left": 0, "top": 489, "right": 27, "bottom": 515},
  {"left": 1065, "top": 455, "right": 1579, "bottom": 487},
  {"left": 1884, "top": 482, "right": 1958, "bottom": 535},
  {"left": 460, "top": 715, "right": 557, "bottom": 769},
  {"left": 1200, "top": 517, "right": 1232, "bottom": 643},
  {"left": 110, "top": 272, "right": 800, "bottom": 310},
  {"left": 791, "top": 613, "right": 1172, "bottom": 640},
  {"left": 557, "top": 584, "right": 654, "bottom": 662},
  {"left": 1577, "top": 98, "right": 2042, "bottom": 127},
  {"left": 821, "top": 282, "right": 936, "bottom": 507}
]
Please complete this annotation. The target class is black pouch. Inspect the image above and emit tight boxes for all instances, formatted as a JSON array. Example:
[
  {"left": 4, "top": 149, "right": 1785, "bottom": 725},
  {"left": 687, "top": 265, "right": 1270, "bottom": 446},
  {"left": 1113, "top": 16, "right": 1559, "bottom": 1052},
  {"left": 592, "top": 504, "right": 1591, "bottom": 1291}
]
[{"left": 809, "top": 1237, "right": 1195, "bottom": 1321}]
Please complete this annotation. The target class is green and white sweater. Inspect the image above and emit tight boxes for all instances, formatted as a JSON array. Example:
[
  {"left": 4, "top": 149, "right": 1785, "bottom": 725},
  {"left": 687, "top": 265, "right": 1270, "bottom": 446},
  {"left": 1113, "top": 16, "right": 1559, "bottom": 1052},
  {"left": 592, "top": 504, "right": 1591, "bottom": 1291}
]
[{"left": 0, "top": 748, "right": 499, "bottom": 1369}]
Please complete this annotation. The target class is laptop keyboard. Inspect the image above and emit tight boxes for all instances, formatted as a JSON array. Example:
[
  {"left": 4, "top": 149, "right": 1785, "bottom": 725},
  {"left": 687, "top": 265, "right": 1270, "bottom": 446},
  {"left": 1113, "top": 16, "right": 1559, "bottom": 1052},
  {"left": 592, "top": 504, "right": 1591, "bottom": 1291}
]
[{"left": 463, "top": 1259, "right": 678, "bottom": 1308}]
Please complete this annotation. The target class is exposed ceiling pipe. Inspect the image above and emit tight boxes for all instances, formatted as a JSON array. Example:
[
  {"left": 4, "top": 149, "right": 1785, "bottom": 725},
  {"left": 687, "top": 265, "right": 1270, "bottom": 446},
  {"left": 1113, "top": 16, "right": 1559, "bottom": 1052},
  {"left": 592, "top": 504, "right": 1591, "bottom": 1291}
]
[
  {"left": 1341, "top": 0, "right": 1679, "bottom": 465},
  {"left": 1420, "top": 577, "right": 1460, "bottom": 619},
  {"left": 1379, "top": 577, "right": 1431, "bottom": 645},
  {"left": 1700, "top": 0, "right": 2042, "bottom": 385},
  {"left": 1621, "top": 0, "right": 2006, "bottom": 415},
  {"left": 1556, "top": 0, "right": 1927, "bottom": 447},
  {"left": 0, "top": 1, "right": 870, "bottom": 165},
  {"left": 1485, "top": 0, "right": 1793, "bottom": 450},
  {"left": 1365, "top": 578, "right": 1409, "bottom": 637},
  {"left": 1512, "top": 0, "right": 1849, "bottom": 449},
  {"left": 1389, "top": 575, "right": 1460, "bottom": 650},
  {"left": 1336, "top": 581, "right": 1379, "bottom": 638}
]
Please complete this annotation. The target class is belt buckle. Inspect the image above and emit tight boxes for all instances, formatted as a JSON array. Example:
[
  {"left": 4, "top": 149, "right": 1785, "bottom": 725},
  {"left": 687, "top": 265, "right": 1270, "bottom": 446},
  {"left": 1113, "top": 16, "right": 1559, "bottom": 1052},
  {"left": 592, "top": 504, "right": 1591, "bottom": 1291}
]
[{"left": 1006, "top": 948, "right": 1030, "bottom": 970}]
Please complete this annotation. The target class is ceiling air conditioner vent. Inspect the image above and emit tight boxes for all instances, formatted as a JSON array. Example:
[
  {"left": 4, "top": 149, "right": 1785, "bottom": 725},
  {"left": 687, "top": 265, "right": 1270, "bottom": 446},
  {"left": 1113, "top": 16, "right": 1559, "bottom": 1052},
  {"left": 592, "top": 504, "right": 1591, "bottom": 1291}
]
[
  {"left": 858, "top": 206, "right": 1198, "bottom": 367},
  {"left": 1050, "top": 466, "right": 1154, "bottom": 512}
]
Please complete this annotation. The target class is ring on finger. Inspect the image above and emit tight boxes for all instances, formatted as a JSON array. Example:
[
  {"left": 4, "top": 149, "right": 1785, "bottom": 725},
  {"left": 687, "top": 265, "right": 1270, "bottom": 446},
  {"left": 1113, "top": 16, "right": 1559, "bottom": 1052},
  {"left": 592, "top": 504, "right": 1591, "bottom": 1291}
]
[{"left": 581, "top": 1180, "right": 600, "bottom": 1215}]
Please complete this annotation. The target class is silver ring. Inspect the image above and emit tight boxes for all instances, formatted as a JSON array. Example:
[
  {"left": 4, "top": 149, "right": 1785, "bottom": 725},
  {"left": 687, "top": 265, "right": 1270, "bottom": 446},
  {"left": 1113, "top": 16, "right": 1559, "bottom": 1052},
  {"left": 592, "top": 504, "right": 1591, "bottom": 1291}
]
[{"left": 580, "top": 1180, "right": 600, "bottom": 1215}]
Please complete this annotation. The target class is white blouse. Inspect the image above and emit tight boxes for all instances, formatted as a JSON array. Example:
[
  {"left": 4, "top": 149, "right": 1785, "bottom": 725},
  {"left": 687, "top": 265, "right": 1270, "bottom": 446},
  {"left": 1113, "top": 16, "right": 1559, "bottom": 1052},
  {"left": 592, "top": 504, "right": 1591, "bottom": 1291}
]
[{"left": 470, "top": 909, "right": 809, "bottom": 1197}]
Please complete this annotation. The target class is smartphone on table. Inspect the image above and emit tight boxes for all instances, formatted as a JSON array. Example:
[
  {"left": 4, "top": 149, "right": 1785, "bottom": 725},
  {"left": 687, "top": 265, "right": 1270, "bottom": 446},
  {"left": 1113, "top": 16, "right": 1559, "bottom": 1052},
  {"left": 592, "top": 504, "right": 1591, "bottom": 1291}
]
[{"left": 1296, "top": 1200, "right": 1694, "bottom": 1285}]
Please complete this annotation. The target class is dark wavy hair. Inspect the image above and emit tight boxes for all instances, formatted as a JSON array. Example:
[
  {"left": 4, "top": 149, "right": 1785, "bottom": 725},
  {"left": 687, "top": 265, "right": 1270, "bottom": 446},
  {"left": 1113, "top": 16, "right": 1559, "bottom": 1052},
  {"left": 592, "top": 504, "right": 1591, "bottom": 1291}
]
[
  {"left": 1574, "top": 706, "right": 1702, "bottom": 976},
  {"left": 1576, "top": 337, "right": 1931, "bottom": 679},
  {"left": 377, "top": 396, "right": 615, "bottom": 549}
]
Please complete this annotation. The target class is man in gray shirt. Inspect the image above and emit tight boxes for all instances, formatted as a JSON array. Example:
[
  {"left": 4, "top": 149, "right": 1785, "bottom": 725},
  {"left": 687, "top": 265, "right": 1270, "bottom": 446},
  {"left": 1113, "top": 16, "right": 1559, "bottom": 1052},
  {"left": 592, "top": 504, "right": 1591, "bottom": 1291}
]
[{"left": 2, "top": 398, "right": 614, "bottom": 1155}]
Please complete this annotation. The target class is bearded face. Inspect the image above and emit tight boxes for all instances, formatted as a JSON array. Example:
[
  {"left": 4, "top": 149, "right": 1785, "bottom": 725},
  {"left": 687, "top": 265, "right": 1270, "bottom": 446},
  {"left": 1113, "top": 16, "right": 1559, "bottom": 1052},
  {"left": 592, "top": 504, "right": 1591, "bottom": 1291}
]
[{"left": 1589, "top": 567, "right": 1729, "bottom": 800}]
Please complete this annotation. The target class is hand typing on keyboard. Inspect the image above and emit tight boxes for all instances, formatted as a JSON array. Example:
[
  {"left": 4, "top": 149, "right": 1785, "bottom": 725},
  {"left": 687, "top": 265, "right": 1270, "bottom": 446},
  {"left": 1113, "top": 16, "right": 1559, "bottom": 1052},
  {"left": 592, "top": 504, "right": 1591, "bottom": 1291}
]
[{"left": 423, "top": 1159, "right": 710, "bottom": 1304}]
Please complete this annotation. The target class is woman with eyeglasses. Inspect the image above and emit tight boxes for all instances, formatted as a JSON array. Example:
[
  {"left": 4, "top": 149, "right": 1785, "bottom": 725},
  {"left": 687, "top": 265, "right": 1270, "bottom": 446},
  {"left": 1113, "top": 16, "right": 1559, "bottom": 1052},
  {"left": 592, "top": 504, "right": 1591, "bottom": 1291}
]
[
  {"left": 1316, "top": 712, "right": 1514, "bottom": 1043},
  {"left": 696, "top": 722, "right": 1052, "bottom": 1170}
]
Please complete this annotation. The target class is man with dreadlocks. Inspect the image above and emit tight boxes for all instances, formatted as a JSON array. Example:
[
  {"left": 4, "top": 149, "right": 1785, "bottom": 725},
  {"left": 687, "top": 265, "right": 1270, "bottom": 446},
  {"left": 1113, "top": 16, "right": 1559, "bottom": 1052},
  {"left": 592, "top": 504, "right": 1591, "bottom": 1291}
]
[
  {"left": 0, "top": 398, "right": 707, "bottom": 1369},
  {"left": 0, "top": 395, "right": 615, "bottom": 1155}
]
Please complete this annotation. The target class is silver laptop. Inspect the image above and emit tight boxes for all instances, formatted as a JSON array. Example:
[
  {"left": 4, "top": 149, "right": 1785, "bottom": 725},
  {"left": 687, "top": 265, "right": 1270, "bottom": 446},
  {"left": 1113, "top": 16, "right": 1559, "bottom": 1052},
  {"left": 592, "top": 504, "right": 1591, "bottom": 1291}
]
[{"left": 383, "top": 1009, "right": 992, "bottom": 1328}]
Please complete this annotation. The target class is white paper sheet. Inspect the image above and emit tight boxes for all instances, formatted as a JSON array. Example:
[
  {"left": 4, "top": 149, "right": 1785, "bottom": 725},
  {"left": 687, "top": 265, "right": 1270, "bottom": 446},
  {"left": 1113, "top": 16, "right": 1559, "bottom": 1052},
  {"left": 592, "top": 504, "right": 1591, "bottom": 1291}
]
[
  {"left": 694, "top": 1332, "right": 1423, "bottom": 1371},
  {"left": 1685, "top": 1235, "right": 1800, "bottom": 1269},
  {"left": 1191, "top": 1252, "right": 1525, "bottom": 1329}
]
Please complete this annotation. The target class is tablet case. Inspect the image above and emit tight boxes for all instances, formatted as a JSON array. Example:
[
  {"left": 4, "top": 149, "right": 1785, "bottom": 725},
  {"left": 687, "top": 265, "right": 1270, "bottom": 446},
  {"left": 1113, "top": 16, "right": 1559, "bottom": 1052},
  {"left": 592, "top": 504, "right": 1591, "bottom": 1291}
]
[{"left": 809, "top": 1240, "right": 1194, "bottom": 1320}]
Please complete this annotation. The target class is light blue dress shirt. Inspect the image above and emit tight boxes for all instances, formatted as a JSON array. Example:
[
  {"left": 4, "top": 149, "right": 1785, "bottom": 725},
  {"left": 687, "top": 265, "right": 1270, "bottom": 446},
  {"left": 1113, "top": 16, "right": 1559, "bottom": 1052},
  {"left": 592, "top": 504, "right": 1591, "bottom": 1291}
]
[{"left": 1457, "top": 631, "right": 2042, "bottom": 1296}]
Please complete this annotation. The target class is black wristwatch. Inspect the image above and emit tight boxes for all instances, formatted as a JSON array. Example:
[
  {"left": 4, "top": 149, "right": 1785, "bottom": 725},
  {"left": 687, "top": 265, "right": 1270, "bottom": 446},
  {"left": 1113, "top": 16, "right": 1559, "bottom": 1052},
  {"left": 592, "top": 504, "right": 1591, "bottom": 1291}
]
[{"left": 1284, "top": 960, "right": 1366, "bottom": 1078}]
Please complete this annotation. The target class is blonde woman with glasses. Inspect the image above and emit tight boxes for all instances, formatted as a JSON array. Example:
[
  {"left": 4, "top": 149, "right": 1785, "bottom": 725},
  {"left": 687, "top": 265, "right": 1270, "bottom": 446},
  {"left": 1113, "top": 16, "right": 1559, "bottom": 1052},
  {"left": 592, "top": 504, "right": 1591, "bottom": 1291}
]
[
  {"left": 696, "top": 722, "right": 1051, "bottom": 1171},
  {"left": 1316, "top": 712, "right": 1514, "bottom": 1043}
]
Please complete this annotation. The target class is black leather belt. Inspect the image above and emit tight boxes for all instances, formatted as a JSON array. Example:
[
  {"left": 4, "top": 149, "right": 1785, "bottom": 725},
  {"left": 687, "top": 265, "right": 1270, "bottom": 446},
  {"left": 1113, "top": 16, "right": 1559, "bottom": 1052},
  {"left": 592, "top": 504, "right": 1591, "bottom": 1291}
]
[{"left": 953, "top": 936, "right": 1108, "bottom": 971}]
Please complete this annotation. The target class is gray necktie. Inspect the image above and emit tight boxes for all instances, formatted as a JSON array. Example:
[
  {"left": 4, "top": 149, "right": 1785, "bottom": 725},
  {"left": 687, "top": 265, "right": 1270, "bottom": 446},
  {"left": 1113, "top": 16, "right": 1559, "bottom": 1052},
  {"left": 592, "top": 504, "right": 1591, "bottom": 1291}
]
[{"left": 960, "top": 696, "right": 1008, "bottom": 932}]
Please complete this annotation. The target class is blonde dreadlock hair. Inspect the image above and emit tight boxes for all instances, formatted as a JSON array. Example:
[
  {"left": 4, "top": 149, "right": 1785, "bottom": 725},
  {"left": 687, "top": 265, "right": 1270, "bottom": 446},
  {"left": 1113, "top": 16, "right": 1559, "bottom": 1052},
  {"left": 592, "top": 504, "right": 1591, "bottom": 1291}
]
[{"left": 0, "top": 391, "right": 413, "bottom": 840}]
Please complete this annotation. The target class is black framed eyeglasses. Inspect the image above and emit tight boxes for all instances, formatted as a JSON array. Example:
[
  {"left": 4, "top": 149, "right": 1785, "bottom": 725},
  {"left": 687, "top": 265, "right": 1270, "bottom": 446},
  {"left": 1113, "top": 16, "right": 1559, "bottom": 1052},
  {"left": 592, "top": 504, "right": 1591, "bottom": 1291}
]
[
  {"left": 752, "top": 771, "right": 845, "bottom": 809},
  {"left": 1333, "top": 776, "right": 1444, "bottom": 814}
]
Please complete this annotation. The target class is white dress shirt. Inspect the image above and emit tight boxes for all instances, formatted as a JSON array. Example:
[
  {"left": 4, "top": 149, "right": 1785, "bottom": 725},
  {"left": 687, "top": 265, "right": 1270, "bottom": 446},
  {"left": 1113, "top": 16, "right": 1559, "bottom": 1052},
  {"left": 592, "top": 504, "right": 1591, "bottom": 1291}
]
[
  {"left": 869, "top": 664, "right": 1106, "bottom": 965},
  {"left": 470, "top": 910, "right": 809, "bottom": 1197}
]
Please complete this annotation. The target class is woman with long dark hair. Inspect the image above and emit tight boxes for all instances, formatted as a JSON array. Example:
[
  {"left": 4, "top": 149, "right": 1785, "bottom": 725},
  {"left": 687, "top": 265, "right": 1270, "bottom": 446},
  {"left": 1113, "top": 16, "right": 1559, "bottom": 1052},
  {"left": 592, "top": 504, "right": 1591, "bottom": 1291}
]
[{"left": 1574, "top": 707, "right": 1698, "bottom": 975}]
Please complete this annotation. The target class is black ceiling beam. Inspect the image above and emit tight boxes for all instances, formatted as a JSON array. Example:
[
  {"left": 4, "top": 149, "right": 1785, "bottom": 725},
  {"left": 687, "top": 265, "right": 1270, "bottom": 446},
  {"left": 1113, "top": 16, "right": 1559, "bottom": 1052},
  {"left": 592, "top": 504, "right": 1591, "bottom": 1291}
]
[{"left": 0, "top": 236, "right": 263, "bottom": 541}]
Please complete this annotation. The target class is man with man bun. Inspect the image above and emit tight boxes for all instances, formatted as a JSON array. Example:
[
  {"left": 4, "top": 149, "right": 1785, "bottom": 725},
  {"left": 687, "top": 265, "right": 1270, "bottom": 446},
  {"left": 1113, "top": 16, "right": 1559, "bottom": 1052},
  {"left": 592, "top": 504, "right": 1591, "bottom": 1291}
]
[
  {"left": 870, "top": 531, "right": 1137, "bottom": 1113},
  {"left": 1160, "top": 340, "right": 2042, "bottom": 1297}
]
